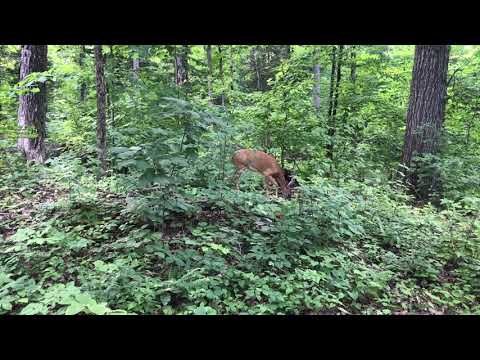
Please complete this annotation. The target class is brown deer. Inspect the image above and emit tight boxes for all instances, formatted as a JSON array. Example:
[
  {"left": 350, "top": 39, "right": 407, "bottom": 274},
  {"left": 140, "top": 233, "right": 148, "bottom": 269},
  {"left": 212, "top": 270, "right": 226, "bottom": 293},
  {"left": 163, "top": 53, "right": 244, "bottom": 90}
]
[{"left": 232, "top": 149, "right": 296, "bottom": 198}]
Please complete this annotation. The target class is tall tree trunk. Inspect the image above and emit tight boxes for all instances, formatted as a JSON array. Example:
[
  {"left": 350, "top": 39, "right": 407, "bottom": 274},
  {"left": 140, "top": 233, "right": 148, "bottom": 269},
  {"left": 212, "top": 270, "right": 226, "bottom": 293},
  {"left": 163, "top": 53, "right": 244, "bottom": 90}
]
[
  {"left": 106, "top": 48, "right": 117, "bottom": 153},
  {"left": 132, "top": 55, "right": 140, "bottom": 82},
  {"left": 205, "top": 45, "right": 213, "bottom": 102},
  {"left": 349, "top": 45, "right": 362, "bottom": 146},
  {"left": 400, "top": 45, "right": 450, "bottom": 201},
  {"left": 326, "top": 45, "right": 344, "bottom": 161},
  {"left": 350, "top": 45, "right": 357, "bottom": 84},
  {"left": 312, "top": 47, "right": 321, "bottom": 111},
  {"left": 95, "top": 45, "right": 107, "bottom": 178},
  {"left": 280, "top": 45, "right": 291, "bottom": 60},
  {"left": 174, "top": 45, "right": 189, "bottom": 86},
  {"left": 331, "top": 45, "right": 344, "bottom": 123},
  {"left": 253, "top": 46, "right": 262, "bottom": 91},
  {"left": 79, "top": 45, "right": 87, "bottom": 101},
  {"left": 17, "top": 45, "right": 48, "bottom": 163},
  {"left": 218, "top": 45, "right": 225, "bottom": 107},
  {"left": 327, "top": 46, "right": 337, "bottom": 120},
  {"left": 229, "top": 46, "right": 236, "bottom": 91}
]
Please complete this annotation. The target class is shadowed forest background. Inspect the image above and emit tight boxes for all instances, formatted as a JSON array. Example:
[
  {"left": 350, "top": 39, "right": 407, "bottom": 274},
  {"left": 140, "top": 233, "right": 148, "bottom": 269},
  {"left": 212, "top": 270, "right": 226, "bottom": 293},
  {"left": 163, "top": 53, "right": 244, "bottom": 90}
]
[{"left": 0, "top": 45, "right": 479, "bottom": 315}]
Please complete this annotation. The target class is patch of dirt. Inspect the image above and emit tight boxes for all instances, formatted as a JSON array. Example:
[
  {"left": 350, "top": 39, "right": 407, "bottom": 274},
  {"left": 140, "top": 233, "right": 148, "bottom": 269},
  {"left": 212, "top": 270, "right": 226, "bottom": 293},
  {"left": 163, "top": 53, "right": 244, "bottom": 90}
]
[{"left": 0, "top": 183, "right": 68, "bottom": 241}]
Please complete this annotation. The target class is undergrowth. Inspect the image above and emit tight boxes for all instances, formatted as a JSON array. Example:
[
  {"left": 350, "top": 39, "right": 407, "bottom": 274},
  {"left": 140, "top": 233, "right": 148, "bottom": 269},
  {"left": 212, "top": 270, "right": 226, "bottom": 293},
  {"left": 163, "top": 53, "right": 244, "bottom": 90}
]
[{"left": 1, "top": 150, "right": 479, "bottom": 315}]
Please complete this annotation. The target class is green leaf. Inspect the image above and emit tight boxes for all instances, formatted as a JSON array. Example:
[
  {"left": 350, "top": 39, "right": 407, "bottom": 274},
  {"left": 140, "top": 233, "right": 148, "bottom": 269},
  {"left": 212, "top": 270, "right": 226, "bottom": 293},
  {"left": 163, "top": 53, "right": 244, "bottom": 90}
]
[
  {"left": 1, "top": 302, "right": 12, "bottom": 311},
  {"left": 87, "top": 303, "right": 110, "bottom": 315},
  {"left": 75, "top": 293, "right": 95, "bottom": 305},
  {"left": 65, "top": 302, "right": 85, "bottom": 315},
  {"left": 106, "top": 309, "right": 129, "bottom": 315},
  {"left": 20, "top": 303, "right": 48, "bottom": 315},
  {"left": 193, "top": 306, "right": 217, "bottom": 315}
]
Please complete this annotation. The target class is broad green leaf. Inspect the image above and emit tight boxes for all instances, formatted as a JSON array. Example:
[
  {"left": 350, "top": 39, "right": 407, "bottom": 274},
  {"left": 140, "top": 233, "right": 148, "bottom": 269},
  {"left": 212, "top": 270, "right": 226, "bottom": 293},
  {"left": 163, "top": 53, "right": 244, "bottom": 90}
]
[
  {"left": 87, "top": 303, "right": 110, "bottom": 315},
  {"left": 65, "top": 302, "right": 85, "bottom": 315},
  {"left": 20, "top": 303, "right": 48, "bottom": 315}
]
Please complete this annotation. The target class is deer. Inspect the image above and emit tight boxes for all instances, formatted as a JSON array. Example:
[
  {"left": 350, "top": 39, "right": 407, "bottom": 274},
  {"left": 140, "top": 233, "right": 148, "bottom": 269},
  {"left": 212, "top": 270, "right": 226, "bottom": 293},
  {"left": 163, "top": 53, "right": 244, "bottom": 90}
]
[{"left": 232, "top": 149, "right": 297, "bottom": 198}]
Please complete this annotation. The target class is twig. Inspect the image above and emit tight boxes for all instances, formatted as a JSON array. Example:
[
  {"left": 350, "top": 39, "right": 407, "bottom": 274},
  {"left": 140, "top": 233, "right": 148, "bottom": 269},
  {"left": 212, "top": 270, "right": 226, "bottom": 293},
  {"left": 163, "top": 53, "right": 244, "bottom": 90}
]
[{"left": 447, "top": 67, "right": 462, "bottom": 87}]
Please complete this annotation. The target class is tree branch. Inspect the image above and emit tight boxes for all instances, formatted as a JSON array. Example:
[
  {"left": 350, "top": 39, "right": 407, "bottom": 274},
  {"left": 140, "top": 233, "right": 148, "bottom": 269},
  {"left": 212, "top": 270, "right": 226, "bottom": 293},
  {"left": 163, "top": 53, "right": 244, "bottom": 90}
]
[{"left": 447, "top": 68, "right": 462, "bottom": 87}]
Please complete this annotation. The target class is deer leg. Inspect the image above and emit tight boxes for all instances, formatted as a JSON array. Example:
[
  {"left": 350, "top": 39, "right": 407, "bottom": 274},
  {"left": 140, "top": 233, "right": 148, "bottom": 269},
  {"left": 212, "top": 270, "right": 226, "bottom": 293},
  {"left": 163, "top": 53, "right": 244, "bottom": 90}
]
[
  {"left": 264, "top": 177, "right": 272, "bottom": 196},
  {"left": 272, "top": 173, "right": 285, "bottom": 197},
  {"left": 264, "top": 175, "right": 276, "bottom": 197},
  {"left": 234, "top": 168, "right": 246, "bottom": 191}
]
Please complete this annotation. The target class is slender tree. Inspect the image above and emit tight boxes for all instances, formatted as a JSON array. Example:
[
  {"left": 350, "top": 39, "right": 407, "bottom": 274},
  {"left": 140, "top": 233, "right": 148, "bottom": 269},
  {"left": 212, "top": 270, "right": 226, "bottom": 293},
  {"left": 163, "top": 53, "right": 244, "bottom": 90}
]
[
  {"left": 400, "top": 45, "right": 450, "bottom": 201},
  {"left": 174, "top": 45, "right": 189, "bottom": 86},
  {"left": 331, "top": 45, "right": 344, "bottom": 126},
  {"left": 350, "top": 45, "right": 357, "bottom": 84},
  {"left": 327, "top": 45, "right": 337, "bottom": 122},
  {"left": 17, "top": 45, "right": 48, "bottom": 163},
  {"left": 205, "top": 45, "right": 213, "bottom": 102},
  {"left": 132, "top": 50, "right": 140, "bottom": 82},
  {"left": 229, "top": 45, "right": 236, "bottom": 91},
  {"left": 218, "top": 45, "right": 225, "bottom": 107},
  {"left": 326, "top": 45, "right": 344, "bottom": 162},
  {"left": 95, "top": 45, "right": 107, "bottom": 178},
  {"left": 348, "top": 45, "right": 363, "bottom": 146},
  {"left": 280, "top": 45, "right": 291, "bottom": 60},
  {"left": 79, "top": 45, "right": 87, "bottom": 101},
  {"left": 312, "top": 47, "right": 321, "bottom": 111},
  {"left": 253, "top": 46, "right": 263, "bottom": 91}
]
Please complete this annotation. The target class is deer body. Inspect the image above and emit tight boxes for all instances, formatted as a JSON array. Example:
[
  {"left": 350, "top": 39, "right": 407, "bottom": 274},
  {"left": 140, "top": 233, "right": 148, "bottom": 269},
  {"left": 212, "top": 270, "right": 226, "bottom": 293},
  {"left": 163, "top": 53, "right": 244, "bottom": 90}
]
[{"left": 232, "top": 149, "right": 293, "bottom": 197}]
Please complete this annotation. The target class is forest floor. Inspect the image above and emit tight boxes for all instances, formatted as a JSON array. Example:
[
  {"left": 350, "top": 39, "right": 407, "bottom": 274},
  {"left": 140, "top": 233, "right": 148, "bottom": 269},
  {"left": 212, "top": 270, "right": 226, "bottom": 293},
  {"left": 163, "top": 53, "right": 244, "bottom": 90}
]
[{"left": 1, "top": 150, "right": 479, "bottom": 315}]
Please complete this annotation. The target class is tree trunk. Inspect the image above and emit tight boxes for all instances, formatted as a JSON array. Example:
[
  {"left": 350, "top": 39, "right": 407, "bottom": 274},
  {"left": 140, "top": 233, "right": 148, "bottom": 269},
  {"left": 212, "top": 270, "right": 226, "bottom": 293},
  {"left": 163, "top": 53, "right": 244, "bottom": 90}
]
[
  {"left": 327, "top": 46, "right": 337, "bottom": 121},
  {"left": 174, "top": 45, "right": 189, "bottom": 86},
  {"left": 95, "top": 45, "right": 107, "bottom": 178},
  {"left": 400, "top": 45, "right": 450, "bottom": 201},
  {"left": 205, "top": 45, "right": 213, "bottom": 102},
  {"left": 312, "top": 47, "right": 321, "bottom": 111},
  {"left": 331, "top": 45, "right": 344, "bottom": 124},
  {"left": 132, "top": 56, "right": 140, "bottom": 81},
  {"left": 218, "top": 45, "right": 225, "bottom": 107},
  {"left": 280, "top": 45, "right": 291, "bottom": 60},
  {"left": 253, "top": 46, "right": 263, "bottom": 91},
  {"left": 349, "top": 46, "right": 362, "bottom": 146},
  {"left": 326, "top": 45, "right": 343, "bottom": 161},
  {"left": 350, "top": 45, "right": 357, "bottom": 84},
  {"left": 17, "top": 45, "right": 48, "bottom": 163},
  {"left": 79, "top": 45, "right": 87, "bottom": 101},
  {"left": 229, "top": 46, "right": 236, "bottom": 91}
]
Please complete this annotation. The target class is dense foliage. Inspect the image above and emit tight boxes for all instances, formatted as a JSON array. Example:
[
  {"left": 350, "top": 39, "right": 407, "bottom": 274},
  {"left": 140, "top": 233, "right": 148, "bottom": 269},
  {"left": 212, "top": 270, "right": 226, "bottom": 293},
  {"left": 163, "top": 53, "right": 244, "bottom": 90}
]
[{"left": 1, "top": 45, "right": 479, "bottom": 315}]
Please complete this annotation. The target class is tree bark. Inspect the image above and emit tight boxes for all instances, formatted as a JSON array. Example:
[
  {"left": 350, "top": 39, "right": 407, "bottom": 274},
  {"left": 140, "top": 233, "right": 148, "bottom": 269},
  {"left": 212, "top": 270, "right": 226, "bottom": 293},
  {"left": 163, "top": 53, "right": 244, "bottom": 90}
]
[
  {"left": 205, "top": 45, "right": 213, "bottom": 102},
  {"left": 349, "top": 46, "right": 363, "bottom": 146},
  {"left": 400, "top": 45, "right": 450, "bottom": 201},
  {"left": 229, "top": 45, "right": 236, "bottom": 91},
  {"left": 350, "top": 45, "right": 357, "bottom": 84},
  {"left": 312, "top": 47, "right": 321, "bottom": 111},
  {"left": 331, "top": 45, "right": 344, "bottom": 124},
  {"left": 17, "top": 45, "right": 48, "bottom": 163},
  {"left": 79, "top": 45, "right": 87, "bottom": 101},
  {"left": 253, "top": 46, "right": 263, "bottom": 91},
  {"left": 218, "top": 45, "right": 225, "bottom": 107},
  {"left": 280, "top": 45, "right": 291, "bottom": 60},
  {"left": 95, "top": 45, "right": 107, "bottom": 178},
  {"left": 326, "top": 45, "right": 343, "bottom": 161},
  {"left": 327, "top": 46, "right": 337, "bottom": 120},
  {"left": 174, "top": 45, "right": 189, "bottom": 86},
  {"left": 132, "top": 56, "right": 140, "bottom": 81}
]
